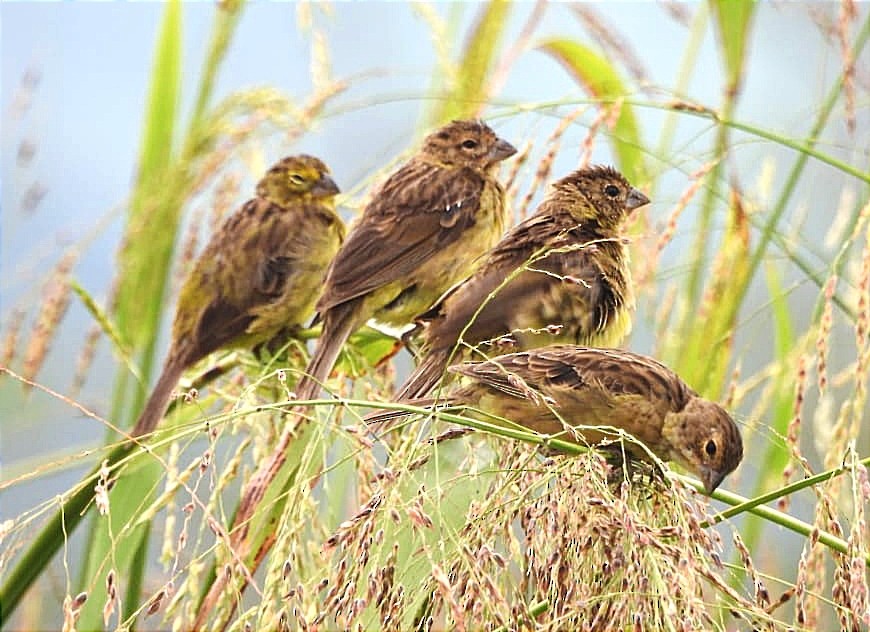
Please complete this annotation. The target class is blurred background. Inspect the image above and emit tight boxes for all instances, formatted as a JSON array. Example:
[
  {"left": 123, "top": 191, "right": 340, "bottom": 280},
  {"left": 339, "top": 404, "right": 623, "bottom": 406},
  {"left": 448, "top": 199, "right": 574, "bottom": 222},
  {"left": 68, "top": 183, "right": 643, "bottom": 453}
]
[{"left": 2, "top": 2, "right": 869, "bottom": 630}]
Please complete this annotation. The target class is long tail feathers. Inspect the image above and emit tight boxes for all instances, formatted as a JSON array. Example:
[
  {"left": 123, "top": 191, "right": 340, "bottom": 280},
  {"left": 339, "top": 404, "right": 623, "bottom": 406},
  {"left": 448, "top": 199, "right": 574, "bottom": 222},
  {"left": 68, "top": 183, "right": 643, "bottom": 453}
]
[
  {"left": 363, "top": 396, "right": 447, "bottom": 428},
  {"left": 294, "top": 307, "right": 357, "bottom": 402},
  {"left": 131, "top": 357, "right": 186, "bottom": 438},
  {"left": 392, "top": 349, "right": 451, "bottom": 402}
]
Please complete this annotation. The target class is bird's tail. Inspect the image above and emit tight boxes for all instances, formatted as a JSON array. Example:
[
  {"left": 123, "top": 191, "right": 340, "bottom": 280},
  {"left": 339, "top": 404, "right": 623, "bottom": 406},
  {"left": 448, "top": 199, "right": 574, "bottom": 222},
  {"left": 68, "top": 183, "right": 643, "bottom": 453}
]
[
  {"left": 392, "top": 348, "right": 452, "bottom": 402},
  {"left": 294, "top": 306, "right": 357, "bottom": 402},
  {"left": 131, "top": 356, "right": 186, "bottom": 438},
  {"left": 363, "top": 396, "right": 451, "bottom": 428}
]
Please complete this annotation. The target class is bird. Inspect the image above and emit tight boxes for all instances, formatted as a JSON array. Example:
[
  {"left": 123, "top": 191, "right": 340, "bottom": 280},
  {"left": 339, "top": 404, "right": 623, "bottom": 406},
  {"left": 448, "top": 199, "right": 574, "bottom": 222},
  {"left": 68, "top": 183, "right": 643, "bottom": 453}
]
[
  {"left": 392, "top": 165, "right": 649, "bottom": 401},
  {"left": 131, "top": 155, "right": 345, "bottom": 438},
  {"left": 374, "top": 346, "right": 744, "bottom": 494},
  {"left": 293, "top": 119, "right": 517, "bottom": 402}
]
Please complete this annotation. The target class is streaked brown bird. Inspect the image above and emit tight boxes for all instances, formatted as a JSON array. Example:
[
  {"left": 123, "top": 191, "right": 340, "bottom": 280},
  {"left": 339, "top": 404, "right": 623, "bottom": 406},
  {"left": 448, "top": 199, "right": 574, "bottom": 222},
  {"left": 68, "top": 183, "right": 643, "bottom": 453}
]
[
  {"left": 375, "top": 346, "right": 744, "bottom": 494},
  {"left": 131, "top": 155, "right": 344, "bottom": 438},
  {"left": 293, "top": 119, "right": 516, "bottom": 402},
  {"left": 393, "top": 165, "right": 649, "bottom": 401}
]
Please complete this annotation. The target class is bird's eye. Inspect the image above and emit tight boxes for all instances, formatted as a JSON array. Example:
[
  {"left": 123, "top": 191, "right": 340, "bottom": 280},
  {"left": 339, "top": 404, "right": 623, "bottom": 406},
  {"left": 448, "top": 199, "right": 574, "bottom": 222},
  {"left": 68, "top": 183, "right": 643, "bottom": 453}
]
[
  {"left": 461, "top": 139, "right": 478, "bottom": 150},
  {"left": 604, "top": 184, "right": 620, "bottom": 198},
  {"left": 705, "top": 439, "right": 717, "bottom": 457},
  {"left": 289, "top": 173, "right": 306, "bottom": 185}
]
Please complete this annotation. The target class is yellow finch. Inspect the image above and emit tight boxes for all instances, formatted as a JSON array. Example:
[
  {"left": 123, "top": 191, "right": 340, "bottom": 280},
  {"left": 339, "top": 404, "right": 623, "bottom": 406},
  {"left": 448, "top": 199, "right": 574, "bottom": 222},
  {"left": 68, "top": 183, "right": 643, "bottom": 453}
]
[
  {"left": 294, "top": 119, "right": 516, "bottom": 401},
  {"left": 394, "top": 165, "right": 648, "bottom": 401},
  {"left": 132, "top": 155, "right": 344, "bottom": 438},
  {"left": 382, "top": 346, "right": 744, "bottom": 493}
]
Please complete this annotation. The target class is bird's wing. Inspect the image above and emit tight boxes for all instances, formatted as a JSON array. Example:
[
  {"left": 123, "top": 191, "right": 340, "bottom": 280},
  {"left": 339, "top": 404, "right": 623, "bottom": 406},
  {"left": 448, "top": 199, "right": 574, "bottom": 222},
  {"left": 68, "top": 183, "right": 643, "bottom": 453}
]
[
  {"left": 416, "top": 213, "right": 555, "bottom": 336},
  {"left": 533, "top": 347, "right": 692, "bottom": 410},
  {"left": 426, "top": 215, "right": 622, "bottom": 349},
  {"left": 317, "top": 162, "right": 485, "bottom": 312},
  {"left": 182, "top": 198, "right": 331, "bottom": 356},
  {"left": 450, "top": 352, "right": 546, "bottom": 401},
  {"left": 410, "top": 212, "right": 553, "bottom": 324},
  {"left": 452, "top": 347, "right": 687, "bottom": 405}
]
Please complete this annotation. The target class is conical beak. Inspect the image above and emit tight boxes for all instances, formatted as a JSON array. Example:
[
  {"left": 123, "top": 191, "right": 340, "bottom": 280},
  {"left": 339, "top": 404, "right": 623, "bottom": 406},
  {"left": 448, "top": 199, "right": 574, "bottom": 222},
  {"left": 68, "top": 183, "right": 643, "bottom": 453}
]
[
  {"left": 312, "top": 174, "right": 340, "bottom": 198},
  {"left": 701, "top": 466, "right": 726, "bottom": 495},
  {"left": 626, "top": 187, "right": 650, "bottom": 211},
  {"left": 489, "top": 138, "right": 517, "bottom": 163}
]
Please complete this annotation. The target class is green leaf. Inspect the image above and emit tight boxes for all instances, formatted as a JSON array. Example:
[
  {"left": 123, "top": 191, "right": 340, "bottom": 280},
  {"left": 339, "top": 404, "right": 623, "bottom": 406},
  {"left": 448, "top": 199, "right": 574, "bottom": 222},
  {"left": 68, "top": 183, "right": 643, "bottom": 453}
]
[
  {"left": 709, "top": 0, "right": 757, "bottom": 94},
  {"left": 70, "top": 278, "right": 138, "bottom": 380},
  {"left": 113, "top": 0, "right": 184, "bottom": 387},
  {"left": 537, "top": 38, "right": 645, "bottom": 183},
  {"left": 0, "top": 442, "right": 133, "bottom": 624},
  {"left": 435, "top": 0, "right": 512, "bottom": 123},
  {"left": 338, "top": 326, "right": 401, "bottom": 378},
  {"left": 670, "top": 185, "right": 751, "bottom": 397}
]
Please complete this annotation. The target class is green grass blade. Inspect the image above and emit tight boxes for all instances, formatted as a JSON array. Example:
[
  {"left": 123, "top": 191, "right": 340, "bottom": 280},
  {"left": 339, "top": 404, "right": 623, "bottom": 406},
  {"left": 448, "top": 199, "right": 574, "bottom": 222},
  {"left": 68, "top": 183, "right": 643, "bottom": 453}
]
[
  {"left": 0, "top": 357, "right": 233, "bottom": 620},
  {"left": 76, "top": 0, "right": 245, "bottom": 626},
  {"left": 69, "top": 278, "right": 138, "bottom": 381},
  {"left": 709, "top": 0, "right": 757, "bottom": 96},
  {"left": 77, "top": 461, "right": 164, "bottom": 629},
  {"left": 669, "top": 186, "right": 750, "bottom": 397},
  {"left": 0, "top": 441, "right": 132, "bottom": 621},
  {"left": 681, "top": 0, "right": 756, "bottom": 313},
  {"left": 434, "top": 0, "right": 512, "bottom": 123},
  {"left": 185, "top": 0, "right": 247, "bottom": 154},
  {"left": 76, "top": 2, "right": 183, "bottom": 627},
  {"left": 113, "top": 0, "right": 183, "bottom": 367},
  {"left": 537, "top": 38, "right": 645, "bottom": 183}
]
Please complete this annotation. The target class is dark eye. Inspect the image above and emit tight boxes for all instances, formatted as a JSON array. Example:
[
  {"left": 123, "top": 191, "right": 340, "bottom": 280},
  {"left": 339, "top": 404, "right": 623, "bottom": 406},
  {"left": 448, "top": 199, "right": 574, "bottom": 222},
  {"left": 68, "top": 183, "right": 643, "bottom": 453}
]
[
  {"left": 461, "top": 139, "right": 478, "bottom": 150},
  {"left": 289, "top": 173, "right": 306, "bottom": 185},
  {"left": 705, "top": 440, "right": 717, "bottom": 457},
  {"left": 604, "top": 184, "right": 620, "bottom": 198}
]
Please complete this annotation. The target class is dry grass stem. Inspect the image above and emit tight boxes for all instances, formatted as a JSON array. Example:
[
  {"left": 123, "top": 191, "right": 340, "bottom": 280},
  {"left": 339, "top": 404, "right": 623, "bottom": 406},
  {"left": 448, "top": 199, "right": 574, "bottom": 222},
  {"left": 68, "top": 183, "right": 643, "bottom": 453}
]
[
  {"left": 517, "top": 108, "right": 586, "bottom": 219},
  {"left": 22, "top": 250, "right": 77, "bottom": 384}
]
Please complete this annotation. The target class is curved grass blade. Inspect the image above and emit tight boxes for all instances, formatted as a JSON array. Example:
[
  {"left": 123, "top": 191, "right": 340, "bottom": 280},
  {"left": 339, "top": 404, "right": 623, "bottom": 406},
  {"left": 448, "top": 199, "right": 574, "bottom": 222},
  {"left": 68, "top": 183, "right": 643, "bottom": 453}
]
[
  {"left": 710, "top": 0, "right": 757, "bottom": 97},
  {"left": 434, "top": 0, "right": 512, "bottom": 123},
  {"left": 537, "top": 38, "right": 645, "bottom": 183}
]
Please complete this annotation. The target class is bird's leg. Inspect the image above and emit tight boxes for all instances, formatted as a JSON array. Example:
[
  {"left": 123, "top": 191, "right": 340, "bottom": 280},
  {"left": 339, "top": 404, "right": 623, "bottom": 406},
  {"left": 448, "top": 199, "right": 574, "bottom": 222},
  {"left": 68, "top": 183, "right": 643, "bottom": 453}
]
[
  {"left": 400, "top": 324, "right": 425, "bottom": 359},
  {"left": 597, "top": 442, "right": 666, "bottom": 491},
  {"left": 599, "top": 442, "right": 631, "bottom": 487},
  {"left": 255, "top": 325, "right": 304, "bottom": 360}
]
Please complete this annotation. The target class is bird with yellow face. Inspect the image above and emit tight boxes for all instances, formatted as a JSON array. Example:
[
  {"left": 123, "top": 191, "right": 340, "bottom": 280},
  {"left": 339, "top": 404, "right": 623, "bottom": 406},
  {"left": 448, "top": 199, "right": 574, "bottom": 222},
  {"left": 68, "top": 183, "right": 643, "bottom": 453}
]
[
  {"left": 132, "top": 155, "right": 344, "bottom": 438},
  {"left": 293, "top": 119, "right": 516, "bottom": 403}
]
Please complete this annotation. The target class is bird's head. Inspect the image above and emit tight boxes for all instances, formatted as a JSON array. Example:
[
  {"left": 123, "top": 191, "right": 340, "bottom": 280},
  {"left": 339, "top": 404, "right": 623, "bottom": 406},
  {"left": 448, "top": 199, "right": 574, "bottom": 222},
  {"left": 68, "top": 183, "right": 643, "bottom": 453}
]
[
  {"left": 256, "top": 154, "right": 340, "bottom": 205},
  {"left": 663, "top": 397, "right": 743, "bottom": 494},
  {"left": 551, "top": 165, "right": 649, "bottom": 229},
  {"left": 421, "top": 119, "right": 516, "bottom": 171}
]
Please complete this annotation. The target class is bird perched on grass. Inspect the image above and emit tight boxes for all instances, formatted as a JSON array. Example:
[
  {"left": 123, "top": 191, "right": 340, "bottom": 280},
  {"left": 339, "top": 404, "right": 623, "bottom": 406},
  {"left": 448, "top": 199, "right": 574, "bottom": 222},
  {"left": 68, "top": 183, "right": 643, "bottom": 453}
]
[
  {"left": 393, "top": 165, "right": 649, "bottom": 401},
  {"left": 375, "top": 346, "right": 744, "bottom": 494},
  {"left": 293, "top": 119, "right": 516, "bottom": 402},
  {"left": 131, "top": 155, "right": 344, "bottom": 438}
]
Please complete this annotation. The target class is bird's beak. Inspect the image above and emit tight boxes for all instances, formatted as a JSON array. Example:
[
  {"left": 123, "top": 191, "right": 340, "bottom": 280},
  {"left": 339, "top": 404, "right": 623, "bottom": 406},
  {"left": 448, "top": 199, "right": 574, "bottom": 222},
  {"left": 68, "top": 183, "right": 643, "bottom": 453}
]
[
  {"left": 701, "top": 466, "right": 726, "bottom": 495},
  {"left": 626, "top": 187, "right": 650, "bottom": 212},
  {"left": 489, "top": 138, "right": 517, "bottom": 163},
  {"left": 312, "top": 174, "right": 340, "bottom": 198}
]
